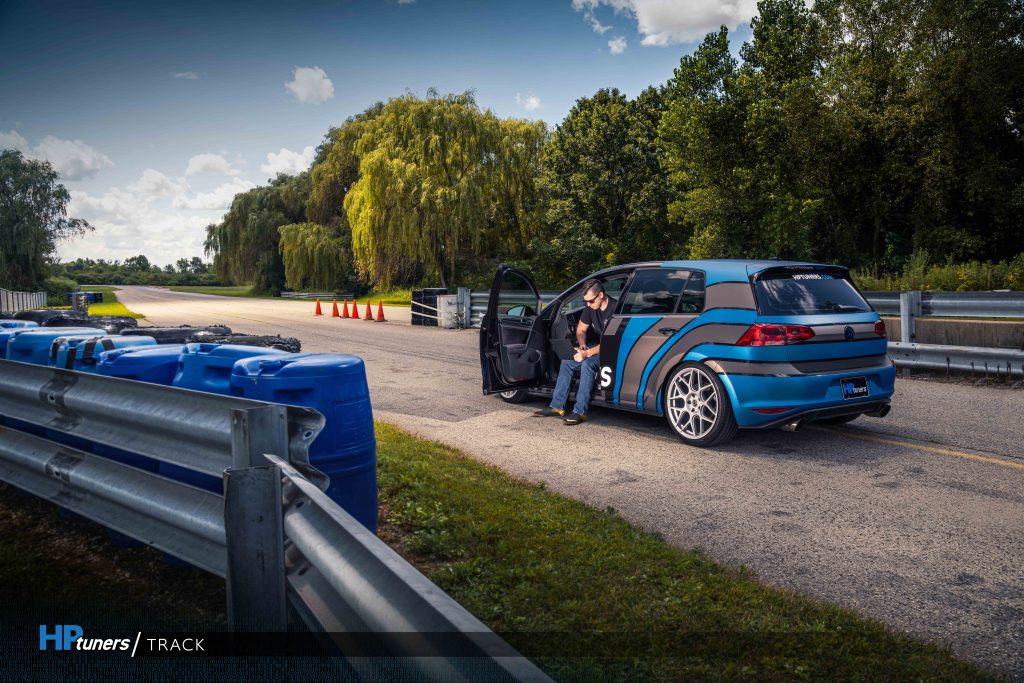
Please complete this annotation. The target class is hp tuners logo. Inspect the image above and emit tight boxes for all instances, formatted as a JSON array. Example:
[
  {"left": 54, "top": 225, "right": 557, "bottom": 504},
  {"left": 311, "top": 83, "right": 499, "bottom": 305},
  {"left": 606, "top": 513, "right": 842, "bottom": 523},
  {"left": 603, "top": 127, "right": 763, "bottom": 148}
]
[
  {"left": 39, "top": 625, "right": 130, "bottom": 651},
  {"left": 40, "top": 625, "right": 82, "bottom": 651}
]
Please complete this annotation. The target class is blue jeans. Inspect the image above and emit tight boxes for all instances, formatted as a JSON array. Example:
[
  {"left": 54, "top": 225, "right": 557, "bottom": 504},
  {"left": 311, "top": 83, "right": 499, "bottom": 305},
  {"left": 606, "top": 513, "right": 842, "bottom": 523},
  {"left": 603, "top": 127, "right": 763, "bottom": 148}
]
[{"left": 550, "top": 354, "right": 601, "bottom": 416}]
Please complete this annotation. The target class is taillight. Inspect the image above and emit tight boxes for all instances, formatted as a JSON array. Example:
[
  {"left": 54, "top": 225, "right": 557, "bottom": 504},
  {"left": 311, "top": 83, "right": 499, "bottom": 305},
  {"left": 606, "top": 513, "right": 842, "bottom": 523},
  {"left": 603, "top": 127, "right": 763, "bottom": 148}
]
[
  {"left": 736, "top": 323, "right": 816, "bottom": 346},
  {"left": 874, "top": 320, "right": 887, "bottom": 338}
]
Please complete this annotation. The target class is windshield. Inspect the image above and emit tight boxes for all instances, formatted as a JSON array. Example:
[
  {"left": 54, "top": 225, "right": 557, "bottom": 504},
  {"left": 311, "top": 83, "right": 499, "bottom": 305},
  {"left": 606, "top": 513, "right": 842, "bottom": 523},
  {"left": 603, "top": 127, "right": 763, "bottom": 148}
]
[{"left": 754, "top": 272, "right": 869, "bottom": 316}]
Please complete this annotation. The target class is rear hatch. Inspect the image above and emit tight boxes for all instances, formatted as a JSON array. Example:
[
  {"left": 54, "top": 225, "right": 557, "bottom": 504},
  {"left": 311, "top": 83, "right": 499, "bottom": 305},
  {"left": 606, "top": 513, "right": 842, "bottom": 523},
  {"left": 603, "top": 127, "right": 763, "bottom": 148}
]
[{"left": 750, "top": 266, "right": 887, "bottom": 364}]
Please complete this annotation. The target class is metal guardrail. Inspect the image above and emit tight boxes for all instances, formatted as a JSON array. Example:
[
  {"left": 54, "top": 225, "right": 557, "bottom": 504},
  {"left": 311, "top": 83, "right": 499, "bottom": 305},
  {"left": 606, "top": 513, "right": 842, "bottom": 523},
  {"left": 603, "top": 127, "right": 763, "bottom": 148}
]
[
  {"left": 280, "top": 291, "right": 354, "bottom": 300},
  {"left": 0, "top": 361, "right": 551, "bottom": 681},
  {"left": 889, "top": 342, "right": 1024, "bottom": 378},
  {"left": 464, "top": 288, "right": 1024, "bottom": 377},
  {"left": 468, "top": 290, "right": 558, "bottom": 329},
  {"left": 862, "top": 290, "right": 1024, "bottom": 318},
  {"left": 0, "top": 288, "right": 46, "bottom": 313}
]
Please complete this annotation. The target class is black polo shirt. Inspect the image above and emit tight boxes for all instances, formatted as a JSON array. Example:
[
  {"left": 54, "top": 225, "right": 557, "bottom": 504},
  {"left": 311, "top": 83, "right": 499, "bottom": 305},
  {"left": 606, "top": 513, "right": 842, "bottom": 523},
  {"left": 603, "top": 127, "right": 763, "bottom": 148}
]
[{"left": 581, "top": 297, "right": 616, "bottom": 343}]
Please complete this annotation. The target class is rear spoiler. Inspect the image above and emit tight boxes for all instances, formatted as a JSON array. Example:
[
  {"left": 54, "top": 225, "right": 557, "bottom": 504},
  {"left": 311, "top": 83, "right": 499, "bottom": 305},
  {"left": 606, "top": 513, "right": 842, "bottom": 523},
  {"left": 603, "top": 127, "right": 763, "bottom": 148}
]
[{"left": 750, "top": 264, "right": 851, "bottom": 282}]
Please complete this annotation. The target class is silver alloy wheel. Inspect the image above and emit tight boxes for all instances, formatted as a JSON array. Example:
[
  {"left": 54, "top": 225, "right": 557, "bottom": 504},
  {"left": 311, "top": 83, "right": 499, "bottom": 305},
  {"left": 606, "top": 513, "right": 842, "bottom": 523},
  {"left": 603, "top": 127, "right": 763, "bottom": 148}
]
[
  {"left": 666, "top": 367, "right": 719, "bottom": 440},
  {"left": 499, "top": 389, "right": 519, "bottom": 399}
]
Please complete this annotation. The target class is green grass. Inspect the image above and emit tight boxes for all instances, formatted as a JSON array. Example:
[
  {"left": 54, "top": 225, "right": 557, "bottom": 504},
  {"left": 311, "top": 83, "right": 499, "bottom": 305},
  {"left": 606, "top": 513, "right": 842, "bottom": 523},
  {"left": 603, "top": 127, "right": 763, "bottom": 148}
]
[
  {"left": 375, "top": 422, "right": 996, "bottom": 682},
  {"left": 0, "top": 482, "right": 225, "bottom": 626},
  {"left": 80, "top": 286, "right": 144, "bottom": 318},
  {"left": 165, "top": 284, "right": 413, "bottom": 305},
  {"left": 164, "top": 285, "right": 267, "bottom": 298}
]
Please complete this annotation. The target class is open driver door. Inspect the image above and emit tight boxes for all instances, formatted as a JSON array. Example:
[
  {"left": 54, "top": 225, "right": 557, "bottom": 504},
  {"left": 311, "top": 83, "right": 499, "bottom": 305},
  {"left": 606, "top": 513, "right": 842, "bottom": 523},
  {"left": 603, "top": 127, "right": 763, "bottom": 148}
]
[{"left": 479, "top": 265, "right": 547, "bottom": 394}]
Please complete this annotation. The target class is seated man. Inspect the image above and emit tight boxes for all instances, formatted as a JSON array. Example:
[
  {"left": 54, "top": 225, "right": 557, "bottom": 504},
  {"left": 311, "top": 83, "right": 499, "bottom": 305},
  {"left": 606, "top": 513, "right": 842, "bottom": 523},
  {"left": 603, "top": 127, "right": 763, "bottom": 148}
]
[{"left": 533, "top": 278, "right": 615, "bottom": 425}]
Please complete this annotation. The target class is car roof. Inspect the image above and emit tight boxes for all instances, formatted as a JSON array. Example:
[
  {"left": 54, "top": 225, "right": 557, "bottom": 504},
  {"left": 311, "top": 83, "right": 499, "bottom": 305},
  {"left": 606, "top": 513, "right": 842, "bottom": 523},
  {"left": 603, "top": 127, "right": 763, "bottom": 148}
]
[
  {"left": 659, "top": 258, "right": 837, "bottom": 280},
  {"left": 574, "top": 259, "right": 846, "bottom": 290}
]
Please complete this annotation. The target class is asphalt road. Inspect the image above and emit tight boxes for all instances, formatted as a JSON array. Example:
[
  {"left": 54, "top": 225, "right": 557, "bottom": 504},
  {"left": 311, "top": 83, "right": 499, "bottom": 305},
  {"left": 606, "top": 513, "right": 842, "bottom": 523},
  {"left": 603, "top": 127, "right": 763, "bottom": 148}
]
[{"left": 117, "top": 285, "right": 1024, "bottom": 678}]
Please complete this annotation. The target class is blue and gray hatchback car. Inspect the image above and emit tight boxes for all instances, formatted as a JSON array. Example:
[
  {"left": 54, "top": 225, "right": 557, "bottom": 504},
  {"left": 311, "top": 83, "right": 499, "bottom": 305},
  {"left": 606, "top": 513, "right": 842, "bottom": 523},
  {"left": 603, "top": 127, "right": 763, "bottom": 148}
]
[{"left": 480, "top": 260, "right": 895, "bottom": 446}]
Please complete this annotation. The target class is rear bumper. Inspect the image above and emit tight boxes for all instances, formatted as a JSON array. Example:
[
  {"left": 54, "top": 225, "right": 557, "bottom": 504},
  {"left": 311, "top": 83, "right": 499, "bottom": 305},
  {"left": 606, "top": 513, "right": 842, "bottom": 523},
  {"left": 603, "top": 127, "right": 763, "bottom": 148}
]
[
  {"left": 749, "top": 399, "right": 891, "bottom": 430},
  {"left": 718, "top": 362, "right": 896, "bottom": 428}
]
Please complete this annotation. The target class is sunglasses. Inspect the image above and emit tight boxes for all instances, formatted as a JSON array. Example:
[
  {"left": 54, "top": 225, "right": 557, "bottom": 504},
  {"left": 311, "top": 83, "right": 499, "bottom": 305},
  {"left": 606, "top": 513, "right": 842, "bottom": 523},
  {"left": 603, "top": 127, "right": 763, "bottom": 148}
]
[{"left": 583, "top": 293, "right": 602, "bottom": 306}]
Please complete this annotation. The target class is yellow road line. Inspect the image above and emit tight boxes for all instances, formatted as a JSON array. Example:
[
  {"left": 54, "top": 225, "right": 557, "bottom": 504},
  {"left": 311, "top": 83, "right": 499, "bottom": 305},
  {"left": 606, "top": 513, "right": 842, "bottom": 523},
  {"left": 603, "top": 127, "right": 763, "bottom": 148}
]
[{"left": 810, "top": 426, "right": 1024, "bottom": 470}]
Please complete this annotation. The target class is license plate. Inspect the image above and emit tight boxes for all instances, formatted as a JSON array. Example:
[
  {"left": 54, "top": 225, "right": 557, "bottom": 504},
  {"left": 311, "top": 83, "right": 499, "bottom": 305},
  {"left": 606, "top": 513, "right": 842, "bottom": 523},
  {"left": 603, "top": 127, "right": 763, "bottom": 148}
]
[{"left": 840, "top": 376, "right": 869, "bottom": 400}]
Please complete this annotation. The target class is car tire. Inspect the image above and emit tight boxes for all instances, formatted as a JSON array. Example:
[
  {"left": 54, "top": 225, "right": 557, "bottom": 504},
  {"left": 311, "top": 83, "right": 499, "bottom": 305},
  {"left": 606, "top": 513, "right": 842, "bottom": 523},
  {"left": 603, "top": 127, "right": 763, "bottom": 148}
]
[
  {"left": 121, "top": 325, "right": 232, "bottom": 344},
  {"left": 818, "top": 414, "right": 859, "bottom": 426},
  {"left": 663, "top": 362, "right": 738, "bottom": 447},
  {"left": 185, "top": 333, "right": 302, "bottom": 353},
  {"left": 498, "top": 388, "right": 530, "bottom": 404}
]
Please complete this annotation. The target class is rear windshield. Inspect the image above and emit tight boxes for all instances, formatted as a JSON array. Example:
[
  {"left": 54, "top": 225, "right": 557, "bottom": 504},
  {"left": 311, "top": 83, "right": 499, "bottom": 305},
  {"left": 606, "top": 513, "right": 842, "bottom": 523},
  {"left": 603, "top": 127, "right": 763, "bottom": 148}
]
[{"left": 754, "top": 272, "right": 870, "bottom": 316}]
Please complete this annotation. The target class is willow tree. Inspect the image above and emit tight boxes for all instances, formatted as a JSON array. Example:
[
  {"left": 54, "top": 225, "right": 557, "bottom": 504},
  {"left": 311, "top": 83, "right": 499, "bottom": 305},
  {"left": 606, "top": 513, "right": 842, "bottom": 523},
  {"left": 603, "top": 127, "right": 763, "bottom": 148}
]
[
  {"left": 343, "top": 92, "right": 546, "bottom": 288},
  {"left": 307, "top": 103, "right": 384, "bottom": 228},
  {"left": 278, "top": 222, "right": 352, "bottom": 291},
  {"left": 204, "top": 172, "right": 310, "bottom": 292}
]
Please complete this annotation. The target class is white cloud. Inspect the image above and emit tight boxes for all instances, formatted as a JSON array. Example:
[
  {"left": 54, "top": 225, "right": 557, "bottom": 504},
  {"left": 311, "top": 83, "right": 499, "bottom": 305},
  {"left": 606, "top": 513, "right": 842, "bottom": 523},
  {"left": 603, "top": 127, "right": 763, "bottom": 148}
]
[
  {"left": 584, "top": 9, "right": 611, "bottom": 33},
  {"left": 1, "top": 131, "right": 113, "bottom": 180},
  {"left": 172, "top": 178, "right": 255, "bottom": 210},
  {"left": 0, "top": 130, "right": 29, "bottom": 152},
  {"left": 184, "top": 153, "right": 240, "bottom": 176},
  {"left": 572, "top": 0, "right": 758, "bottom": 45},
  {"left": 127, "top": 169, "right": 190, "bottom": 198},
  {"left": 285, "top": 66, "right": 334, "bottom": 104},
  {"left": 260, "top": 146, "right": 315, "bottom": 176},
  {"left": 59, "top": 166, "right": 250, "bottom": 265},
  {"left": 172, "top": 72, "right": 199, "bottom": 80},
  {"left": 397, "top": 0, "right": 416, "bottom": 4},
  {"left": 515, "top": 93, "right": 542, "bottom": 111},
  {"left": 608, "top": 36, "right": 627, "bottom": 54}
]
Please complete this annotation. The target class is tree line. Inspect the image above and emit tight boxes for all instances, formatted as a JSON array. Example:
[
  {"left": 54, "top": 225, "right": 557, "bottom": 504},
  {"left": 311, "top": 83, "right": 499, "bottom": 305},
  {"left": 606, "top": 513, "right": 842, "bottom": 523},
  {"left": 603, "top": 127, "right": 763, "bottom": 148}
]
[
  {"left": 3, "top": 0, "right": 1022, "bottom": 295},
  {"left": 205, "top": 0, "right": 1022, "bottom": 292}
]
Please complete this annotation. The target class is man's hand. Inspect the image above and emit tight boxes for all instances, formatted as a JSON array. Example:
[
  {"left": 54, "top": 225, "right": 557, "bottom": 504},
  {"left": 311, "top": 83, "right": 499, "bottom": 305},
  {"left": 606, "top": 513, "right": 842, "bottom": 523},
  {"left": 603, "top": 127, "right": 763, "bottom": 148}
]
[{"left": 573, "top": 349, "right": 585, "bottom": 362}]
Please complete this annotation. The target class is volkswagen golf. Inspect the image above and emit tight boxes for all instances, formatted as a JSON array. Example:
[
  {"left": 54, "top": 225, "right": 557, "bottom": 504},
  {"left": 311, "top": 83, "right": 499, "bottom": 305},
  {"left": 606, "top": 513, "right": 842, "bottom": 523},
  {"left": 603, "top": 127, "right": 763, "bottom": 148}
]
[{"left": 479, "top": 260, "right": 895, "bottom": 446}]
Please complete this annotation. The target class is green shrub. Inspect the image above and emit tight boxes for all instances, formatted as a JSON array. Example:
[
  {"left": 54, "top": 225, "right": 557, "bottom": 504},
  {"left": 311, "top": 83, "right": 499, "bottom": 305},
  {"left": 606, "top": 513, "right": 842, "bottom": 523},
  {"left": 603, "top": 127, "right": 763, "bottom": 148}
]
[
  {"left": 1004, "top": 254, "right": 1024, "bottom": 290},
  {"left": 43, "top": 276, "right": 78, "bottom": 306},
  {"left": 855, "top": 251, "right": 1024, "bottom": 291}
]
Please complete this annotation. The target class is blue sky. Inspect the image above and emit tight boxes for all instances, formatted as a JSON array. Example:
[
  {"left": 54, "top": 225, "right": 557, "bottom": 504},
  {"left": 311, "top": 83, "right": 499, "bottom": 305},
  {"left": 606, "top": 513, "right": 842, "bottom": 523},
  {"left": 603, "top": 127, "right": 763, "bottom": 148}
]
[{"left": 0, "top": 0, "right": 755, "bottom": 267}]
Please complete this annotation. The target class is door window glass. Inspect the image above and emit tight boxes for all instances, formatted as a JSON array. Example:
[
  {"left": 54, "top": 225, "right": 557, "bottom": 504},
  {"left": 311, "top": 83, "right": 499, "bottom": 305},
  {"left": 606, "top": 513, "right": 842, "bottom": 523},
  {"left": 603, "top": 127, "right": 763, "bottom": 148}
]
[
  {"left": 677, "top": 270, "right": 705, "bottom": 313},
  {"left": 619, "top": 269, "right": 691, "bottom": 315},
  {"left": 562, "top": 275, "right": 629, "bottom": 315},
  {"left": 498, "top": 270, "right": 538, "bottom": 317}
]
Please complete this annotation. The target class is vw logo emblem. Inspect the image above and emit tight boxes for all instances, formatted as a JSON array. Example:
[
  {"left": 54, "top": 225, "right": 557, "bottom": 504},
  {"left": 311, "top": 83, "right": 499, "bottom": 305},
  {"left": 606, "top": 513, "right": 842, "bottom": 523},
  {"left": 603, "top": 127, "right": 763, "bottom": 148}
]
[{"left": 844, "top": 326, "right": 855, "bottom": 342}]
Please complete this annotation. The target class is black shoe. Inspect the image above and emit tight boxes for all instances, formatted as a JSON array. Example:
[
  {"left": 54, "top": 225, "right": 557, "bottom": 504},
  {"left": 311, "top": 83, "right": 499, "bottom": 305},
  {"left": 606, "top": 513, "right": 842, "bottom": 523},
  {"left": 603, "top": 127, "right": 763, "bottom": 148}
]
[
  {"left": 533, "top": 407, "right": 566, "bottom": 417},
  {"left": 563, "top": 412, "right": 588, "bottom": 425}
]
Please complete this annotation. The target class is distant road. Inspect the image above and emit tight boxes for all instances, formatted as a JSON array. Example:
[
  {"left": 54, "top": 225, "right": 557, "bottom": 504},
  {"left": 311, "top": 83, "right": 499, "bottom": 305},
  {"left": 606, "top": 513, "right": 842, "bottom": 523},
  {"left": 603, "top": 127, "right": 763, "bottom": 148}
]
[{"left": 117, "top": 285, "right": 1024, "bottom": 678}]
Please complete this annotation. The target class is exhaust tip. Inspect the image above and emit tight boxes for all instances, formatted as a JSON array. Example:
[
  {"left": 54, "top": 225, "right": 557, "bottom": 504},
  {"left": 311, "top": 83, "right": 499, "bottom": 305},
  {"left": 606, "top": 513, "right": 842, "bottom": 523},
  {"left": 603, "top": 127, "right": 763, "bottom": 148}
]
[{"left": 781, "top": 419, "right": 804, "bottom": 433}]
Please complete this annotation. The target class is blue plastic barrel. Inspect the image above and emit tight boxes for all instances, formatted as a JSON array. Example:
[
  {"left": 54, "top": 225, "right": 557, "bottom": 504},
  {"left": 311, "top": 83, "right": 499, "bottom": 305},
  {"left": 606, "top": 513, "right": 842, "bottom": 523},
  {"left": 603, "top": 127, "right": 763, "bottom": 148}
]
[
  {"left": 96, "top": 344, "right": 186, "bottom": 385},
  {"left": 231, "top": 353, "right": 378, "bottom": 532},
  {"left": 55, "top": 336, "right": 157, "bottom": 372},
  {"left": 163, "top": 343, "right": 288, "bottom": 492},
  {"left": 6, "top": 328, "right": 105, "bottom": 365},
  {"left": 0, "top": 326, "right": 35, "bottom": 359},
  {"left": 0, "top": 320, "right": 39, "bottom": 329},
  {"left": 173, "top": 343, "right": 288, "bottom": 395}
]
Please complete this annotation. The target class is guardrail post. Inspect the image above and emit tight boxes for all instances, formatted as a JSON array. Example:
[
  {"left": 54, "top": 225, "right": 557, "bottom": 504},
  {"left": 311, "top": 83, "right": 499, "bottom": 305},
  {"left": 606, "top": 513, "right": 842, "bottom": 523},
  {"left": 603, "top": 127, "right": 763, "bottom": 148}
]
[
  {"left": 457, "top": 287, "right": 470, "bottom": 329},
  {"left": 231, "top": 405, "right": 289, "bottom": 469},
  {"left": 224, "top": 465, "right": 288, "bottom": 631},
  {"left": 899, "top": 290, "right": 922, "bottom": 376}
]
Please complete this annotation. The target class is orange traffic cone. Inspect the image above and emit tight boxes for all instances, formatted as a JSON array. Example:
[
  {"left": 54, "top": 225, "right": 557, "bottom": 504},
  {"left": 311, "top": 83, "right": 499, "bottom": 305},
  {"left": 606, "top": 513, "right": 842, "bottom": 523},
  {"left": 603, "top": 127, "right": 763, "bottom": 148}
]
[
  {"left": 314, "top": 299, "right": 323, "bottom": 316},
  {"left": 375, "top": 301, "right": 387, "bottom": 322},
  {"left": 331, "top": 299, "right": 340, "bottom": 317},
  {"left": 363, "top": 301, "right": 373, "bottom": 320},
  {"left": 341, "top": 300, "right": 350, "bottom": 318}
]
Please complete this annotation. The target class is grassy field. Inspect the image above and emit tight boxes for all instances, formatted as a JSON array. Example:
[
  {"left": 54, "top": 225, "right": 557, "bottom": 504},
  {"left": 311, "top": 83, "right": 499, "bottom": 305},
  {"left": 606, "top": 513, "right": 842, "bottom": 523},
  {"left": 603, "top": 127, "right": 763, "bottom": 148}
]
[
  {"left": 0, "top": 422, "right": 996, "bottom": 680},
  {"left": 165, "top": 285, "right": 413, "bottom": 305},
  {"left": 376, "top": 422, "right": 992, "bottom": 680},
  {"left": 80, "top": 286, "right": 144, "bottom": 318}
]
